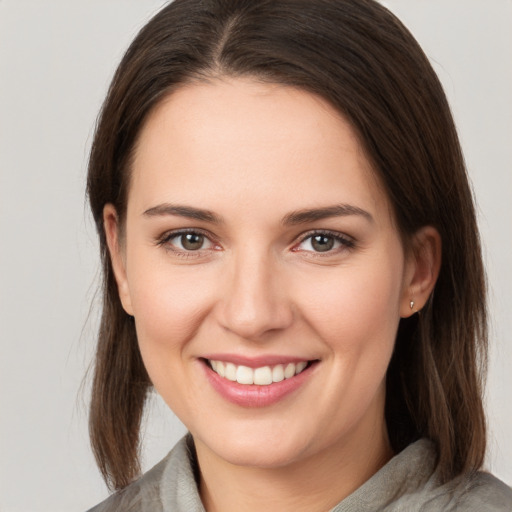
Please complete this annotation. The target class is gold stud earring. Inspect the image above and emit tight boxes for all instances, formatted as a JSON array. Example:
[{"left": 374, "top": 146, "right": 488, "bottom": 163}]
[{"left": 410, "top": 300, "right": 415, "bottom": 310}]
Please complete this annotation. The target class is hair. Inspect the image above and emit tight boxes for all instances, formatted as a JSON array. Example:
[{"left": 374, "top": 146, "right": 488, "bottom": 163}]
[{"left": 87, "top": 0, "right": 487, "bottom": 491}]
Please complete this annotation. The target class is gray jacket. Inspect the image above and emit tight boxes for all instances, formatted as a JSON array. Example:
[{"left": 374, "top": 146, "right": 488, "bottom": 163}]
[{"left": 88, "top": 436, "right": 512, "bottom": 511}]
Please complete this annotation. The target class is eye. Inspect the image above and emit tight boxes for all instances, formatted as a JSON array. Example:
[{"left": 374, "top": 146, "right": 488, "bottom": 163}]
[
  {"left": 159, "top": 230, "right": 216, "bottom": 252},
  {"left": 175, "top": 232, "right": 209, "bottom": 251},
  {"left": 294, "top": 231, "right": 354, "bottom": 253}
]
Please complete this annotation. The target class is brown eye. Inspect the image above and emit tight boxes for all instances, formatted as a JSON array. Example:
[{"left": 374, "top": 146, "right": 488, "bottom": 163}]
[
  {"left": 180, "top": 233, "right": 205, "bottom": 250},
  {"left": 311, "top": 235, "right": 334, "bottom": 252},
  {"left": 159, "top": 230, "right": 217, "bottom": 255},
  {"left": 295, "top": 231, "right": 354, "bottom": 254}
]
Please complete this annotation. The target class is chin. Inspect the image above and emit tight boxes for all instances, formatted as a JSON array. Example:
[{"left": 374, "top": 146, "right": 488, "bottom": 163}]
[
  {"left": 194, "top": 422, "right": 314, "bottom": 469},
  {"left": 217, "top": 444, "right": 305, "bottom": 469}
]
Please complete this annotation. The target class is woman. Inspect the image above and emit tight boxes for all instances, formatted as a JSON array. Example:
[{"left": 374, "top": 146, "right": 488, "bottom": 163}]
[{"left": 86, "top": 0, "right": 512, "bottom": 510}]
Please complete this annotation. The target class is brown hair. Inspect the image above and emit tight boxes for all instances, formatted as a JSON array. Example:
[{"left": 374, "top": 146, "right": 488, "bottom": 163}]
[{"left": 87, "top": 0, "right": 487, "bottom": 491}]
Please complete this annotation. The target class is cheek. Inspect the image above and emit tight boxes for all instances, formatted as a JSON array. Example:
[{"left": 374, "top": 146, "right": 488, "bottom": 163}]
[
  {"left": 128, "top": 265, "right": 218, "bottom": 416},
  {"left": 127, "top": 259, "right": 216, "bottom": 363},
  {"left": 296, "top": 256, "right": 404, "bottom": 356},
  {"left": 295, "top": 258, "right": 404, "bottom": 430}
]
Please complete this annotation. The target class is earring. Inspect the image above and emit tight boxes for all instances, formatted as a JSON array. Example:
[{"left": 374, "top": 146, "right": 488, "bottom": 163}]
[{"left": 410, "top": 300, "right": 415, "bottom": 310}]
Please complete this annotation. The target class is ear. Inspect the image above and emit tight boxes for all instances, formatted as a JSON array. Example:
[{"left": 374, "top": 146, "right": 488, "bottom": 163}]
[
  {"left": 103, "top": 204, "right": 134, "bottom": 316},
  {"left": 400, "top": 226, "right": 441, "bottom": 318}
]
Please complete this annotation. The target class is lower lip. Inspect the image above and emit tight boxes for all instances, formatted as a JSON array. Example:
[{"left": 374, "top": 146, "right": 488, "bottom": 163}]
[{"left": 202, "top": 361, "right": 316, "bottom": 408}]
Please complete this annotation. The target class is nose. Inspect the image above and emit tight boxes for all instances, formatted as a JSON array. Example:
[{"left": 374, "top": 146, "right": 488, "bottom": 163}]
[{"left": 216, "top": 249, "right": 294, "bottom": 341}]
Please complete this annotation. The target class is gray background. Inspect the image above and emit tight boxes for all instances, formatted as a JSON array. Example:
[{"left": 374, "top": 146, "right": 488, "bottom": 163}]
[{"left": 0, "top": 1, "right": 510, "bottom": 510}]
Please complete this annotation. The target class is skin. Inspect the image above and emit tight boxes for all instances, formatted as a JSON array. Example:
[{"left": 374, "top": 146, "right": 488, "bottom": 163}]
[{"left": 105, "top": 77, "right": 441, "bottom": 512}]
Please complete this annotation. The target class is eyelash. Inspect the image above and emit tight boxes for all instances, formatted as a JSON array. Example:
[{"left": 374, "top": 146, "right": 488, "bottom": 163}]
[
  {"left": 156, "top": 228, "right": 220, "bottom": 258},
  {"left": 293, "top": 229, "right": 356, "bottom": 255},
  {"left": 156, "top": 228, "right": 356, "bottom": 257}
]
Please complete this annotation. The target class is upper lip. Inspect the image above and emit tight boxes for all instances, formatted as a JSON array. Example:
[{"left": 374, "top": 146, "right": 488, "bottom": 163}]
[{"left": 201, "top": 354, "right": 317, "bottom": 368}]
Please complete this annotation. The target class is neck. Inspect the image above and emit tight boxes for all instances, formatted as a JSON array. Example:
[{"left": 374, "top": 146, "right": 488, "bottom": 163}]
[{"left": 195, "top": 420, "right": 393, "bottom": 512}]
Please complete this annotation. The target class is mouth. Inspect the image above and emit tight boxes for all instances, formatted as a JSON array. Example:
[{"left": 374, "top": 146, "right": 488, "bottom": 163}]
[
  {"left": 203, "top": 358, "right": 316, "bottom": 386},
  {"left": 200, "top": 356, "right": 319, "bottom": 407}
]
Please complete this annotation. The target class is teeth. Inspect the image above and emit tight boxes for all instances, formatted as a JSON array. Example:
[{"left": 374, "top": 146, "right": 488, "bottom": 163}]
[
  {"left": 272, "top": 364, "right": 284, "bottom": 383},
  {"left": 225, "top": 362, "right": 237, "bottom": 381},
  {"left": 209, "top": 360, "right": 310, "bottom": 386},
  {"left": 236, "top": 365, "right": 254, "bottom": 385},
  {"left": 216, "top": 361, "right": 225, "bottom": 377},
  {"left": 295, "top": 361, "right": 307, "bottom": 374},
  {"left": 284, "top": 363, "right": 296, "bottom": 379},
  {"left": 254, "top": 366, "right": 273, "bottom": 385}
]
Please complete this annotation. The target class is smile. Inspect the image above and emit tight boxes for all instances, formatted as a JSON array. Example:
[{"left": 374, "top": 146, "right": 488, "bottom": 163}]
[
  {"left": 208, "top": 360, "right": 309, "bottom": 386},
  {"left": 201, "top": 356, "right": 319, "bottom": 407}
]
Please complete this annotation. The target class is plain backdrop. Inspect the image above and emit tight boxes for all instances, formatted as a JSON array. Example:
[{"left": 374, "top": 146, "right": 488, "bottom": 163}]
[{"left": 0, "top": 1, "right": 510, "bottom": 511}]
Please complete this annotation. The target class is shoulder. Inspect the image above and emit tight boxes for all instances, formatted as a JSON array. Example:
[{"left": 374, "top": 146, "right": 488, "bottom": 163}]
[
  {"left": 391, "top": 441, "right": 512, "bottom": 511},
  {"left": 388, "top": 446, "right": 512, "bottom": 511},
  {"left": 333, "top": 439, "right": 512, "bottom": 512},
  {"left": 85, "top": 454, "right": 170, "bottom": 512},
  {"left": 381, "top": 471, "right": 512, "bottom": 512},
  {"left": 444, "top": 471, "right": 512, "bottom": 511},
  {"left": 85, "top": 435, "right": 203, "bottom": 512}
]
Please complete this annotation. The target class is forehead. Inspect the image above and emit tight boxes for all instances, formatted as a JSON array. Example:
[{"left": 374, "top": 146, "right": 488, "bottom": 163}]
[{"left": 129, "top": 78, "right": 388, "bottom": 220}]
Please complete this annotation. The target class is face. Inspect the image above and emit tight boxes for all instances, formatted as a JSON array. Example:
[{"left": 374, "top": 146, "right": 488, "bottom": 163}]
[{"left": 106, "top": 78, "right": 419, "bottom": 470}]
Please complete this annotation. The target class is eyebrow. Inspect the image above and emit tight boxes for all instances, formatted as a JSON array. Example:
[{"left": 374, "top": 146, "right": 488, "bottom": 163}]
[
  {"left": 281, "top": 204, "right": 373, "bottom": 225},
  {"left": 143, "top": 204, "right": 224, "bottom": 224},
  {"left": 142, "top": 202, "right": 373, "bottom": 225}
]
